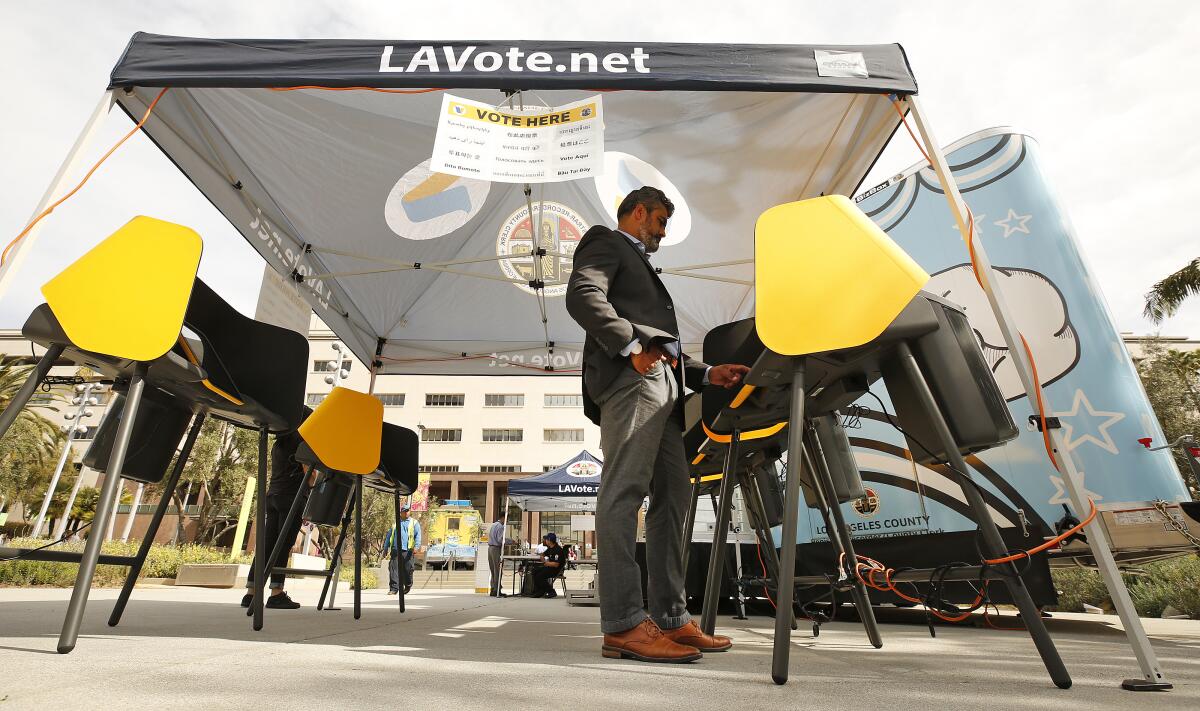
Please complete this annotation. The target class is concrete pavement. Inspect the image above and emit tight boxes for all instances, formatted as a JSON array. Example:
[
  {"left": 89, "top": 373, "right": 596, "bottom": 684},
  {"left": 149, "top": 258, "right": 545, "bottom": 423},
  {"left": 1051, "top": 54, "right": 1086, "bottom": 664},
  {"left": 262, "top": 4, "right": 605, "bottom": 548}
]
[{"left": 0, "top": 585, "right": 1197, "bottom": 709}]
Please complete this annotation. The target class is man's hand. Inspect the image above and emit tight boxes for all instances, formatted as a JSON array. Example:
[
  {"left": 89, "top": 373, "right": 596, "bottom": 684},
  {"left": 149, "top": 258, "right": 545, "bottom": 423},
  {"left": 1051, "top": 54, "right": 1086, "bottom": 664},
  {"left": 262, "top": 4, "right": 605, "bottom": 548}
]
[
  {"left": 708, "top": 363, "right": 751, "bottom": 388},
  {"left": 630, "top": 344, "right": 675, "bottom": 374}
]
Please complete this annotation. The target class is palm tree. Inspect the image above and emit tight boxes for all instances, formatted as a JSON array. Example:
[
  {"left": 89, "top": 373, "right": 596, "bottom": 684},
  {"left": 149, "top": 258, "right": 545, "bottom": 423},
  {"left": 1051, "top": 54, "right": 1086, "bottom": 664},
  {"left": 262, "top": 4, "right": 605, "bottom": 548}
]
[
  {"left": 1144, "top": 257, "right": 1200, "bottom": 323},
  {"left": 0, "top": 357, "right": 65, "bottom": 515}
]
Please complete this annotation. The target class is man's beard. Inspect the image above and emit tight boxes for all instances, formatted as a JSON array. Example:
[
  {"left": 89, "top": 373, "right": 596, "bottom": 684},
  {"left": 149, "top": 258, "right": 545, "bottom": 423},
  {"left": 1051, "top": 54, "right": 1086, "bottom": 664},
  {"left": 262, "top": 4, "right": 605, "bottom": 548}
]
[{"left": 638, "top": 224, "right": 662, "bottom": 254}]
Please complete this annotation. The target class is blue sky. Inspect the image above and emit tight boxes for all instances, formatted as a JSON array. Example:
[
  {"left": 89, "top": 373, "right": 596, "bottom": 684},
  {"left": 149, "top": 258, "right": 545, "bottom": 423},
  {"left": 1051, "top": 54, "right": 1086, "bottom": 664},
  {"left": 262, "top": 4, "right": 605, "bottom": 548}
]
[{"left": 2, "top": 0, "right": 1197, "bottom": 338}]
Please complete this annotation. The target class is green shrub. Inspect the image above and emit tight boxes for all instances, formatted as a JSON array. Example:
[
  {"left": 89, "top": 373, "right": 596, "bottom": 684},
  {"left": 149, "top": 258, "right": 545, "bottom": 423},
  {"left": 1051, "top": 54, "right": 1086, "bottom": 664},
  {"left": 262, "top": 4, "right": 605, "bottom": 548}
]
[
  {"left": 1051, "top": 566, "right": 1111, "bottom": 612},
  {"left": 0, "top": 538, "right": 249, "bottom": 587},
  {"left": 1051, "top": 555, "right": 1200, "bottom": 618},
  {"left": 1128, "top": 556, "right": 1200, "bottom": 618},
  {"left": 339, "top": 563, "right": 377, "bottom": 589}
]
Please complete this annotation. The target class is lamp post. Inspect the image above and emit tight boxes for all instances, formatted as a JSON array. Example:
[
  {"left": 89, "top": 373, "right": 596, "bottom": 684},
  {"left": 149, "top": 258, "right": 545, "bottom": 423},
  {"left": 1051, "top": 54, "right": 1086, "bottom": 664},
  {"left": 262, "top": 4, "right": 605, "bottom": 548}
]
[
  {"left": 302, "top": 341, "right": 350, "bottom": 555},
  {"left": 31, "top": 382, "right": 103, "bottom": 538}
]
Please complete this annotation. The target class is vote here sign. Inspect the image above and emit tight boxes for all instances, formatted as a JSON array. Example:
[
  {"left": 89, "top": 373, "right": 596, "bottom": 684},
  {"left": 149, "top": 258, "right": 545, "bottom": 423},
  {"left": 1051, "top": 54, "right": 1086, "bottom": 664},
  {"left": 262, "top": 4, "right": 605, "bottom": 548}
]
[{"left": 431, "top": 93, "right": 604, "bottom": 183}]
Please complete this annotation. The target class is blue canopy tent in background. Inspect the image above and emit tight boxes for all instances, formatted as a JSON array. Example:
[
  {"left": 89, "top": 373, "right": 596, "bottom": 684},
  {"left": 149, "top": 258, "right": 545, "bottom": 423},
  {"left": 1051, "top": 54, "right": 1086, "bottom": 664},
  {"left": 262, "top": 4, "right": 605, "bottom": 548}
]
[{"left": 506, "top": 450, "right": 603, "bottom": 514}]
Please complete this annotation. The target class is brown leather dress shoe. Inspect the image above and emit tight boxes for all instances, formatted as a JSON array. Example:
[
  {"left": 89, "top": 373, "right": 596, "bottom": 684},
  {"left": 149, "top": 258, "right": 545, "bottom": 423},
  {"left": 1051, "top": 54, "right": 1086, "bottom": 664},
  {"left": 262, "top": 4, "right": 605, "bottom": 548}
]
[
  {"left": 662, "top": 620, "right": 733, "bottom": 652},
  {"left": 602, "top": 619, "right": 703, "bottom": 663}
]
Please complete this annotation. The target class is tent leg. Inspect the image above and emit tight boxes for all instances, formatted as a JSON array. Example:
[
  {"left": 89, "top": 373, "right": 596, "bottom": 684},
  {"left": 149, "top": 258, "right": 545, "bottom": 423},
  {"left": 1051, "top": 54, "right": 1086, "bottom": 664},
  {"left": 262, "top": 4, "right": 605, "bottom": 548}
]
[
  {"left": 0, "top": 91, "right": 115, "bottom": 299},
  {"left": 906, "top": 95, "right": 1165, "bottom": 690},
  {"left": 700, "top": 431, "right": 740, "bottom": 636},
  {"left": 771, "top": 360, "right": 805, "bottom": 685},
  {"left": 497, "top": 495, "right": 510, "bottom": 597},
  {"left": 110, "top": 411, "right": 206, "bottom": 627}
]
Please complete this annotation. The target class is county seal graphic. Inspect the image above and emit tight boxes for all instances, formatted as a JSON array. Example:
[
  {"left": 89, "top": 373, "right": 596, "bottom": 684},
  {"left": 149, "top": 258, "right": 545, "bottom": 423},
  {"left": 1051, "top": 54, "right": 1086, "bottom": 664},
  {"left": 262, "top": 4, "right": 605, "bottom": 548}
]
[{"left": 496, "top": 201, "right": 587, "bottom": 296}]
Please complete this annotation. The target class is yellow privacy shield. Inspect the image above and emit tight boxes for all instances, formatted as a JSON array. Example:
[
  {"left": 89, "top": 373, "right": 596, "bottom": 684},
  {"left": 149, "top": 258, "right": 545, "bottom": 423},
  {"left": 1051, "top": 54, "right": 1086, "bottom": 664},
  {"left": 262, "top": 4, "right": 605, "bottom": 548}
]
[
  {"left": 41, "top": 216, "right": 202, "bottom": 362},
  {"left": 298, "top": 387, "right": 383, "bottom": 475},
  {"left": 755, "top": 195, "right": 928, "bottom": 356}
]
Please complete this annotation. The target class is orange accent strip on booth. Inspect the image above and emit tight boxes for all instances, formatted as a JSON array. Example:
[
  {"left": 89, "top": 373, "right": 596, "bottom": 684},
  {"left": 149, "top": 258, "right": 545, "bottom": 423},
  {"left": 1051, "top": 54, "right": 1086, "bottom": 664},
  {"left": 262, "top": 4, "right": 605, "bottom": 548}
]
[
  {"left": 701, "top": 420, "right": 788, "bottom": 444},
  {"left": 691, "top": 453, "right": 707, "bottom": 465},
  {"left": 689, "top": 473, "right": 725, "bottom": 484},
  {"left": 176, "top": 336, "right": 244, "bottom": 405},
  {"left": 729, "top": 385, "right": 756, "bottom": 409}
]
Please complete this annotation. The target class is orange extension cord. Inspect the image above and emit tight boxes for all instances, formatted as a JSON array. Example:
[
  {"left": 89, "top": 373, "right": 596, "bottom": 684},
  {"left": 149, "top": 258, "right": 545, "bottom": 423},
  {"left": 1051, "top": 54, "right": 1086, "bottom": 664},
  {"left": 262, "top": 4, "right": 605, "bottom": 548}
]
[{"left": 1, "top": 87, "right": 170, "bottom": 269}]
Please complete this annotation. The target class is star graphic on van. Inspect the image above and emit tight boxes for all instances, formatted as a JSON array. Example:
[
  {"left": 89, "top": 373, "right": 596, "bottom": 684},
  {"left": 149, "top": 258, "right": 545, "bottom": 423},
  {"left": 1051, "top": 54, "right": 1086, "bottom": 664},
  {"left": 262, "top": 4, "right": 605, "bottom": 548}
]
[
  {"left": 1048, "top": 472, "right": 1102, "bottom": 506},
  {"left": 949, "top": 212, "right": 985, "bottom": 240},
  {"left": 1054, "top": 389, "right": 1125, "bottom": 455},
  {"left": 994, "top": 209, "right": 1032, "bottom": 238}
]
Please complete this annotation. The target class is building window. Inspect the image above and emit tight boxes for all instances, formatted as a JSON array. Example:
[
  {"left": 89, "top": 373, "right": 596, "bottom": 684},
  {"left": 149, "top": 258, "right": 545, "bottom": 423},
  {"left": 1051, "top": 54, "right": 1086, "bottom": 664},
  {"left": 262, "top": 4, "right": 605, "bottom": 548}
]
[
  {"left": 543, "top": 465, "right": 559, "bottom": 472},
  {"left": 544, "top": 393, "right": 583, "bottom": 408},
  {"left": 484, "top": 394, "right": 525, "bottom": 407},
  {"left": 71, "top": 426, "right": 99, "bottom": 440},
  {"left": 544, "top": 428, "right": 584, "bottom": 443},
  {"left": 480, "top": 465, "right": 522, "bottom": 473},
  {"left": 375, "top": 393, "right": 405, "bottom": 407},
  {"left": 426, "top": 393, "right": 465, "bottom": 407},
  {"left": 421, "top": 428, "right": 462, "bottom": 442},
  {"left": 419, "top": 465, "right": 460, "bottom": 473},
  {"left": 305, "top": 393, "right": 326, "bottom": 407},
  {"left": 482, "top": 428, "right": 523, "bottom": 442},
  {"left": 313, "top": 359, "right": 352, "bottom": 373}
]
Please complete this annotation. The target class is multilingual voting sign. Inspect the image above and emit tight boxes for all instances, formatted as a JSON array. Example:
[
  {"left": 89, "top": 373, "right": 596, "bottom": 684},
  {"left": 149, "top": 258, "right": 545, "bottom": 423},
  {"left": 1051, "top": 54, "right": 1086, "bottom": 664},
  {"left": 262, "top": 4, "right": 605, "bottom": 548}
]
[{"left": 430, "top": 93, "right": 604, "bottom": 183}]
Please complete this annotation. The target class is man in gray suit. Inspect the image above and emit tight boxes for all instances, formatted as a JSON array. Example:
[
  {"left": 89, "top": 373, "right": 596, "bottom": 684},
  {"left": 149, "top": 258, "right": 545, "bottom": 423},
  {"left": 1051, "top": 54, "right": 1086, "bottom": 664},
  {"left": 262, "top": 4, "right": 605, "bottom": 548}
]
[{"left": 566, "top": 186, "right": 750, "bottom": 663}]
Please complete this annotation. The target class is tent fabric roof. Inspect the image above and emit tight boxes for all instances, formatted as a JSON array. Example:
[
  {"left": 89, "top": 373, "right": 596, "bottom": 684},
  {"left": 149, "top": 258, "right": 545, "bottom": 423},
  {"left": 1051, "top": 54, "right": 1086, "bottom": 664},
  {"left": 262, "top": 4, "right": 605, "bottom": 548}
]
[
  {"left": 110, "top": 33, "right": 917, "bottom": 94},
  {"left": 508, "top": 450, "right": 602, "bottom": 512},
  {"left": 106, "top": 35, "right": 917, "bottom": 374}
]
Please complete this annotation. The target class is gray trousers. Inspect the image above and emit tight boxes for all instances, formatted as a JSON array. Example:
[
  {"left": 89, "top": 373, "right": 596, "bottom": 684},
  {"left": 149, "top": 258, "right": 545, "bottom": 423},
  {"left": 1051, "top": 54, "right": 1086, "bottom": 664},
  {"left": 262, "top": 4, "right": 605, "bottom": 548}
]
[
  {"left": 595, "top": 361, "right": 691, "bottom": 634},
  {"left": 488, "top": 545, "right": 503, "bottom": 595},
  {"left": 389, "top": 549, "right": 414, "bottom": 591}
]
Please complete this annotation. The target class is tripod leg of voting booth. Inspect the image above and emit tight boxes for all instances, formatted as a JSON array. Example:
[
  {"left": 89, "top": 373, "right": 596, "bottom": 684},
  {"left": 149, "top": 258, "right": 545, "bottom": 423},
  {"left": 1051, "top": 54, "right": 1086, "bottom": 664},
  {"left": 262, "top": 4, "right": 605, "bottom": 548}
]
[
  {"left": 700, "top": 431, "right": 741, "bottom": 636},
  {"left": 894, "top": 342, "right": 1071, "bottom": 689},
  {"left": 354, "top": 475, "right": 363, "bottom": 620},
  {"left": 252, "top": 427, "right": 269, "bottom": 632},
  {"left": 57, "top": 363, "right": 147, "bottom": 654},
  {"left": 803, "top": 426, "right": 883, "bottom": 649},
  {"left": 394, "top": 489, "right": 404, "bottom": 613},
  {"left": 738, "top": 467, "right": 796, "bottom": 631},
  {"left": 109, "top": 411, "right": 207, "bottom": 627},
  {"left": 318, "top": 500, "right": 354, "bottom": 611},
  {"left": 680, "top": 478, "right": 700, "bottom": 574},
  {"left": 0, "top": 344, "right": 63, "bottom": 440},
  {"left": 771, "top": 361, "right": 805, "bottom": 685}
]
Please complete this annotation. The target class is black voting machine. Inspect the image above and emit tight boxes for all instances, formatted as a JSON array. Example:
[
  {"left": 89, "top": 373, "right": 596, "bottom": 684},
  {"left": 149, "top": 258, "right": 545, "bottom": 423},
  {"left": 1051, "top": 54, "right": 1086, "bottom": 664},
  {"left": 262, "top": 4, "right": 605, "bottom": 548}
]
[{"left": 681, "top": 290, "right": 1072, "bottom": 688}]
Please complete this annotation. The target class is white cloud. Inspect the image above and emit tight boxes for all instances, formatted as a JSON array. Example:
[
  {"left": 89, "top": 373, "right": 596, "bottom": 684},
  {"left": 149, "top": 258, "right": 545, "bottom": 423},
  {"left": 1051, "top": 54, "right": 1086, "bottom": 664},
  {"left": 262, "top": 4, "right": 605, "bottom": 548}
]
[{"left": 1, "top": 0, "right": 1197, "bottom": 341}]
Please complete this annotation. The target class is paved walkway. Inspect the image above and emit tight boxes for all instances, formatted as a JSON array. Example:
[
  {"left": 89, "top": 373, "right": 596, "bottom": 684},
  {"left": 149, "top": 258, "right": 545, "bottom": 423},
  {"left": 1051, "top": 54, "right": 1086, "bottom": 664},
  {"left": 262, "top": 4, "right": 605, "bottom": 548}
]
[{"left": 0, "top": 586, "right": 1197, "bottom": 709}]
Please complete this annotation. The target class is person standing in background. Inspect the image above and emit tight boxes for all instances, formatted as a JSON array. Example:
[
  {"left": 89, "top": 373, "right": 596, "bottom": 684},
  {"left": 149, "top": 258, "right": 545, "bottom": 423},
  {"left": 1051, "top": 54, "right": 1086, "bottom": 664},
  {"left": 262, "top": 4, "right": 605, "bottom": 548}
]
[
  {"left": 386, "top": 505, "right": 422, "bottom": 595},
  {"left": 488, "top": 517, "right": 508, "bottom": 597}
]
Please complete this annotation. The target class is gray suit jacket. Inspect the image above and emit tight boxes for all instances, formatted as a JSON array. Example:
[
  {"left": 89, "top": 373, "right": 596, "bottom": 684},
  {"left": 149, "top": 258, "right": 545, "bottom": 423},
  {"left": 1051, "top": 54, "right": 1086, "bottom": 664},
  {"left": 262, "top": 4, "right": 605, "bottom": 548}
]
[{"left": 566, "top": 225, "right": 709, "bottom": 424}]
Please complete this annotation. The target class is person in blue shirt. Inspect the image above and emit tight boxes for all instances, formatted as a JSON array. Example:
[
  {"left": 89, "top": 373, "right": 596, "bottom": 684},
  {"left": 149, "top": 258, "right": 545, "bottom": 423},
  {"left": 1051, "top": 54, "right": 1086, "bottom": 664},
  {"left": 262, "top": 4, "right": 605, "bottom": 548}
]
[{"left": 385, "top": 505, "right": 422, "bottom": 595}]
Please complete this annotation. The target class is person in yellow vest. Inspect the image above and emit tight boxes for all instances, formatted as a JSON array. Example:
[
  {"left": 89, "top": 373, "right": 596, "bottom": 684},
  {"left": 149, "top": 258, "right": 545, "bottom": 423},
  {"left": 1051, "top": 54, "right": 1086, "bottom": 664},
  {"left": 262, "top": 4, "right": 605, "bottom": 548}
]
[{"left": 385, "top": 505, "right": 422, "bottom": 595}]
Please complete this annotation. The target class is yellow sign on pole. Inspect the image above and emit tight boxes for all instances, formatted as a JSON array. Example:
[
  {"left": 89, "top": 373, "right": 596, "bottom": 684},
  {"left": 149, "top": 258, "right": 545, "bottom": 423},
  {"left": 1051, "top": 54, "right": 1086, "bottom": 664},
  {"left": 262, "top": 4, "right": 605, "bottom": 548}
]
[{"left": 230, "top": 476, "right": 256, "bottom": 561}]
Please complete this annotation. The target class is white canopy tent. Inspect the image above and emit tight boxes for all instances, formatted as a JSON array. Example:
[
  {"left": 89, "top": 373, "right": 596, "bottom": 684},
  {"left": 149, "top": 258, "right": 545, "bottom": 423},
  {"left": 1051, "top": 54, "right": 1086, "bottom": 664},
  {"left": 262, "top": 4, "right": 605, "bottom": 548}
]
[{"left": 0, "top": 33, "right": 1166, "bottom": 688}]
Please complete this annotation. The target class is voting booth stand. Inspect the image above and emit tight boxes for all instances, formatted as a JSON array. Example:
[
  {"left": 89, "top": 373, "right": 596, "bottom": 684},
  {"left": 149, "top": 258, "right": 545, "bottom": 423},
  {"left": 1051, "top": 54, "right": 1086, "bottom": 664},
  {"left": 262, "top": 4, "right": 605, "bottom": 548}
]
[{"left": 0, "top": 34, "right": 1171, "bottom": 689}]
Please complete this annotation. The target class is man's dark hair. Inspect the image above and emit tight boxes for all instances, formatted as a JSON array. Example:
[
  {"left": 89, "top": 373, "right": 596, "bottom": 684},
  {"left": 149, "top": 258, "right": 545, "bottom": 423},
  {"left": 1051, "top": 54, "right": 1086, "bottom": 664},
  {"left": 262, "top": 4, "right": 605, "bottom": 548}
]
[{"left": 616, "top": 186, "right": 674, "bottom": 220}]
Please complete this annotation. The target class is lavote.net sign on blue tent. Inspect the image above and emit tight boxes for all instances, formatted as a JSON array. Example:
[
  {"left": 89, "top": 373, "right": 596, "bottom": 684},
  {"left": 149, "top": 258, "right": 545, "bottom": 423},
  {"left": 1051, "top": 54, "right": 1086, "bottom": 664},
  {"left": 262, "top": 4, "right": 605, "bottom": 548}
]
[{"left": 507, "top": 451, "right": 602, "bottom": 512}]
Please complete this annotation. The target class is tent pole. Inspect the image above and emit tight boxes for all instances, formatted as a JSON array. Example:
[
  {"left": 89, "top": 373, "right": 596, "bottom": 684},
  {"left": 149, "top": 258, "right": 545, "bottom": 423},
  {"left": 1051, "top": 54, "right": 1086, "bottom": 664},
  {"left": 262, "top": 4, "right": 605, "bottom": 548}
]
[
  {"left": 904, "top": 95, "right": 1169, "bottom": 691},
  {"left": 499, "top": 495, "right": 510, "bottom": 596},
  {"left": 0, "top": 90, "right": 115, "bottom": 301}
]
